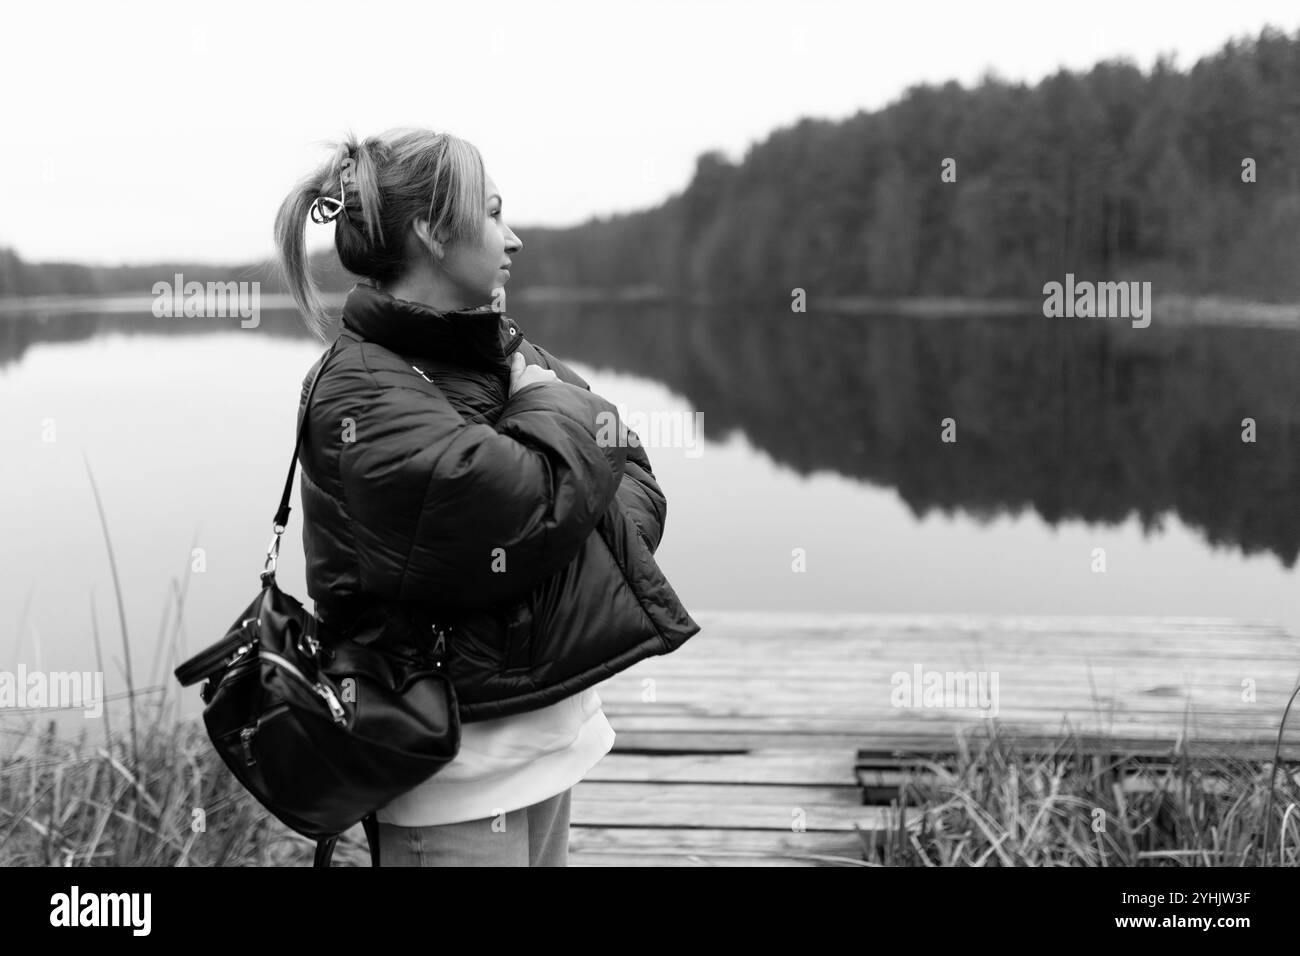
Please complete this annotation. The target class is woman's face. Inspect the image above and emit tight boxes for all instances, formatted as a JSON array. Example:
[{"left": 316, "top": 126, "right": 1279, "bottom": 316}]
[{"left": 438, "top": 174, "right": 522, "bottom": 308}]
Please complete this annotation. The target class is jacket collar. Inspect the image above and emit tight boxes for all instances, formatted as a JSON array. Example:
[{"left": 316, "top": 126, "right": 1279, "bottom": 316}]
[{"left": 340, "top": 281, "right": 519, "bottom": 368}]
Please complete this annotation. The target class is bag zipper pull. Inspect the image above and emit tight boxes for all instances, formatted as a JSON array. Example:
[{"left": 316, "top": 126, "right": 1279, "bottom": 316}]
[
  {"left": 431, "top": 626, "right": 447, "bottom": 666},
  {"left": 240, "top": 726, "right": 257, "bottom": 766},
  {"left": 318, "top": 683, "right": 347, "bottom": 724}
]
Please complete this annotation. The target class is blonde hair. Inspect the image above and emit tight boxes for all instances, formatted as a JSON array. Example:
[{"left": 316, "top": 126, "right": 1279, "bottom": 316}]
[{"left": 274, "top": 128, "right": 488, "bottom": 340}]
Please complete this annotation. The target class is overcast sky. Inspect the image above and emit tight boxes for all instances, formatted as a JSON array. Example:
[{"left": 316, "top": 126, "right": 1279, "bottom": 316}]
[{"left": 3, "top": 0, "right": 1298, "bottom": 265}]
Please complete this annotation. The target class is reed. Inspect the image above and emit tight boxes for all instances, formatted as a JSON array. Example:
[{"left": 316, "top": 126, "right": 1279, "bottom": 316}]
[
  {"left": 3, "top": 688, "right": 1298, "bottom": 866},
  {"left": 0, "top": 465, "right": 372, "bottom": 866},
  {"left": 83, "top": 455, "right": 140, "bottom": 779},
  {"left": 0, "top": 708, "right": 370, "bottom": 866},
  {"left": 856, "top": 717, "right": 1300, "bottom": 867}
]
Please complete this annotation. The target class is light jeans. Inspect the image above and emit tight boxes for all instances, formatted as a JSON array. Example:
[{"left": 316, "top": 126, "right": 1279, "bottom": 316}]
[{"left": 375, "top": 788, "right": 571, "bottom": 867}]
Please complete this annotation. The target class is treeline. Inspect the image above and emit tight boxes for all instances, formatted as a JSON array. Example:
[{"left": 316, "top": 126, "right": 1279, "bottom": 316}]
[
  {"left": 4, "top": 27, "right": 1300, "bottom": 302},
  {"left": 522, "top": 26, "right": 1300, "bottom": 302},
  {"left": 0, "top": 247, "right": 347, "bottom": 299}
]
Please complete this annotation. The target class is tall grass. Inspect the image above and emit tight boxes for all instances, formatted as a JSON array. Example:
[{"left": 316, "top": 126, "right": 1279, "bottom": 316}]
[
  {"left": 0, "top": 709, "right": 370, "bottom": 866},
  {"left": 0, "top": 459, "right": 370, "bottom": 866},
  {"left": 5, "top": 700, "right": 1295, "bottom": 867},
  {"left": 856, "top": 719, "right": 1300, "bottom": 867}
]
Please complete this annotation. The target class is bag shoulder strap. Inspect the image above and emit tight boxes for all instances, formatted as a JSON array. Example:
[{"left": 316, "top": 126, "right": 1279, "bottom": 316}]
[
  {"left": 312, "top": 812, "right": 380, "bottom": 868},
  {"left": 273, "top": 337, "right": 345, "bottom": 532}
]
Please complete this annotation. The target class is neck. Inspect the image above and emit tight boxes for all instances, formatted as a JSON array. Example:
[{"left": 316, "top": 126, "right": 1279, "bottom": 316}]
[{"left": 380, "top": 271, "right": 480, "bottom": 314}]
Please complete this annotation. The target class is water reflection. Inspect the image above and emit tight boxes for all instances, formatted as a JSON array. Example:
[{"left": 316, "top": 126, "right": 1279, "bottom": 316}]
[
  {"left": 519, "top": 299, "right": 1300, "bottom": 570},
  {"left": 4, "top": 298, "right": 1299, "bottom": 569}
]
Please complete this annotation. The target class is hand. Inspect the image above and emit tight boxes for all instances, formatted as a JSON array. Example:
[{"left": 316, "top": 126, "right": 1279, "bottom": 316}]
[{"left": 508, "top": 352, "right": 560, "bottom": 397}]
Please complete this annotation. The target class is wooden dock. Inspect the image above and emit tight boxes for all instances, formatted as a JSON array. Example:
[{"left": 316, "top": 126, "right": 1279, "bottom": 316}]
[{"left": 568, "top": 612, "right": 1300, "bottom": 867}]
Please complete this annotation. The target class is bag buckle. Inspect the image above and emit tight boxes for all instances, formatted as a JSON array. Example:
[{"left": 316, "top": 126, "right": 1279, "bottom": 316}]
[{"left": 263, "top": 525, "right": 284, "bottom": 575}]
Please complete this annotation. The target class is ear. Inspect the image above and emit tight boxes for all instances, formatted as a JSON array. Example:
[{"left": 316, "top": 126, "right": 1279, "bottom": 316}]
[{"left": 411, "top": 217, "right": 447, "bottom": 261}]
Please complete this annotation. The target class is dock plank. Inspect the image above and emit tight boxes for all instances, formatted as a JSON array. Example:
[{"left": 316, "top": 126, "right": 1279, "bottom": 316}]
[
  {"left": 569, "top": 826, "right": 868, "bottom": 858},
  {"left": 569, "top": 853, "right": 818, "bottom": 867},
  {"left": 572, "top": 781, "right": 868, "bottom": 830},
  {"left": 585, "top": 750, "right": 857, "bottom": 786},
  {"left": 603, "top": 733, "right": 1298, "bottom": 763}
]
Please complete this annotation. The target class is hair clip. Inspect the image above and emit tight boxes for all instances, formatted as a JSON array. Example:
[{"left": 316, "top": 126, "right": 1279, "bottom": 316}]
[
  {"left": 309, "top": 155, "right": 355, "bottom": 224},
  {"left": 309, "top": 195, "right": 344, "bottom": 224}
]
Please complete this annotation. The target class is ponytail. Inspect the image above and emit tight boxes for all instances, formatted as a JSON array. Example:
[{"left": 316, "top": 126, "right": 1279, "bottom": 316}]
[{"left": 273, "top": 167, "right": 332, "bottom": 341}]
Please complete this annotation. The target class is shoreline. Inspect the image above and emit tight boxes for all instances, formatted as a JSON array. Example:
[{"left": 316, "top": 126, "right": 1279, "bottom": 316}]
[{"left": 0, "top": 287, "right": 1297, "bottom": 327}]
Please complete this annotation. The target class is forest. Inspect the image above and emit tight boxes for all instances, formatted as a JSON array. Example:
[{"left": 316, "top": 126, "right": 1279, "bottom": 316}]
[{"left": 2, "top": 27, "right": 1298, "bottom": 303}]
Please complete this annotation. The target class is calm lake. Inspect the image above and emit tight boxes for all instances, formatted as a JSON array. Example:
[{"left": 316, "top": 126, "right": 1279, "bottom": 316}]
[{"left": 2, "top": 297, "right": 1299, "bottom": 729}]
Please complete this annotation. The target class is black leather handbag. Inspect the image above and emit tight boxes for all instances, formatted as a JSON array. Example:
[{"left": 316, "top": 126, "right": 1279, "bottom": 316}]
[{"left": 174, "top": 338, "right": 461, "bottom": 867}]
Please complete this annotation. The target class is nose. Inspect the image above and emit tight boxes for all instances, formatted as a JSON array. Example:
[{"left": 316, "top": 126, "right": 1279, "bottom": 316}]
[{"left": 505, "top": 227, "right": 522, "bottom": 254}]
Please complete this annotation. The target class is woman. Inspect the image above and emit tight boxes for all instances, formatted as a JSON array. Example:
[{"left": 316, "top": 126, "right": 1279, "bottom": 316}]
[{"left": 273, "top": 128, "right": 700, "bottom": 866}]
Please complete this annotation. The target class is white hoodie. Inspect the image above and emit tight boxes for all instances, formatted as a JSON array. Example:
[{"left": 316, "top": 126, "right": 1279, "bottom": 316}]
[{"left": 376, "top": 688, "right": 615, "bottom": 827}]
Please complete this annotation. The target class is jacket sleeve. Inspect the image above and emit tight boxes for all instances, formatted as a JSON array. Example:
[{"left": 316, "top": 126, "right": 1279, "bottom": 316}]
[
  {"left": 533, "top": 344, "right": 667, "bottom": 553},
  {"left": 333, "top": 358, "right": 628, "bottom": 608}
]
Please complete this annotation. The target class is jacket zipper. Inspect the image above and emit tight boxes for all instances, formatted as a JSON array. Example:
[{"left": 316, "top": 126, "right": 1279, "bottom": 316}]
[
  {"left": 409, "top": 320, "right": 523, "bottom": 369},
  {"left": 500, "top": 322, "right": 524, "bottom": 399},
  {"left": 410, "top": 321, "right": 524, "bottom": 399},
  {"left": 504, "top": 321, "right": 523, "bottom": 355}
]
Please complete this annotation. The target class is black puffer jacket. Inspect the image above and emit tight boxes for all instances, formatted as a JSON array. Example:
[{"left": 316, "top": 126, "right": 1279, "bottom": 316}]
[{"left": 297, "top": 282, "right": 700, "bottom": 722}]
